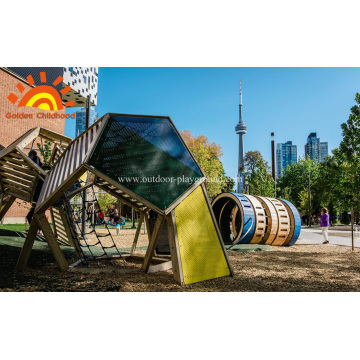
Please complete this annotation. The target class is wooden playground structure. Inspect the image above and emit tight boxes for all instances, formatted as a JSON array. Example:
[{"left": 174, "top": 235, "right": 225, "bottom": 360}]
[{"left": 0, "top": 114, "right": 233, "bottom": 285}]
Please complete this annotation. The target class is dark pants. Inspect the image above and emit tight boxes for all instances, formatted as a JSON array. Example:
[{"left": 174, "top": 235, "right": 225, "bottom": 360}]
[{"left": 26, "top": 179, "right": 44, "bottom": 224}]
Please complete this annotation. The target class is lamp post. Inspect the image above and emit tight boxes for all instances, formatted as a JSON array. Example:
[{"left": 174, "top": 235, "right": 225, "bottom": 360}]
[
  {"left": 271, "top": 132, "right": 276, "bottom": 196},
  {"left": 308, "top": 172, "right": 311, "bottom": 228}
]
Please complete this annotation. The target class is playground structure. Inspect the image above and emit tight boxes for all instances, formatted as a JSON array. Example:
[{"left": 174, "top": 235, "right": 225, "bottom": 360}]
[
  {"left": 0, "top": 127, "right": 72, "bottom": 220},
  {"left": 211, "top": 193, "right": 301, "bottom": 247},
  {"left": 0, "top": 114, "right": 233, "bottom": 285}
]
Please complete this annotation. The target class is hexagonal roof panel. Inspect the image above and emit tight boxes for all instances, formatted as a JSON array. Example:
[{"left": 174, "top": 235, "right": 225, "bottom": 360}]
[{"left": 88, "top": 114, "right": 203, "bottom": 210}]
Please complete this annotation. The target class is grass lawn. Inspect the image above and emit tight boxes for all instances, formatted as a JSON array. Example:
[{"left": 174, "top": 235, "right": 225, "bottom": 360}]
[
  {"left": 0, "top": 223, "right": 28, "bottom": 232},
  {"left": 0, "top": 221, "right": 143, "bottom": 233}
]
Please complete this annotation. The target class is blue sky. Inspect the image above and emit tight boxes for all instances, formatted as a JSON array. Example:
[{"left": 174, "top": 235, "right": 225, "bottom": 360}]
[{"left": 65, "top": 67, "right": 360, "bottom": 180}]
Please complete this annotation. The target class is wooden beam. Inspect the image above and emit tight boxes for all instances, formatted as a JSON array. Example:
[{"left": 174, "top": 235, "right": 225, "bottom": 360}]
[
  {"left": 35, "top": 213, "right": 68, "bottom": 270},
  {"left": 124, "top": 254, "right": 170, "bottom": 264},
  {"left": 38, "top": 128, "right": 72, "bottom": 145},
  {"left": 50, "top": 207, "right": 57, "bottom": 238},
  {"left": 35, "top": 165, "right": 86, "bottom": 213},
  {"left": 0, "top": 195, "right": 15, "bottom": 220},
  {"left": 148, "top": 260, "right": 172, "bottom": 274},
  {"left": 144, "top": 213, "right": 151, "bottom": 242},
  {"left": 17, "top": 148, "right": 47, "bottom": 177},
  {"left": 142, "top": 215, "right": 165, "bottom": 272},
  {"left": 131, "top": 212, "right": 145, "bottom": 255},
  {"left": 95, "top": 181, "right": 146, "bottom": 212},
  {"left": 0, "top": 160, "right": 38, "bottom": 176},
  {"left": 58, "top": 206, "right": 76, "bottom": 248},
  {"left": 0, "top": 128, "right": 39, "bottom": 156},
  {"left": 15, "top": 219, "right": 40, "bottom": 272},
  {"left": 85, "top": 165, "right": 165, "bottom": 215},
  {"left": 166, "top": 211, "right": 184, "bottom": 285}
]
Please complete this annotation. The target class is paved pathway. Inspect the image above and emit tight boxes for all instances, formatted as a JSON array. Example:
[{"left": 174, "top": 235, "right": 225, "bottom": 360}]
[{"left": 297, "top": 226, "right": 360, "bottom": 247}]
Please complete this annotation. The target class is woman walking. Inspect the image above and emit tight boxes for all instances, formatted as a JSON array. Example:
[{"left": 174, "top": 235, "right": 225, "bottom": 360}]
[{"left": 320, "top": 207, "right": 330, "bottom": 244}]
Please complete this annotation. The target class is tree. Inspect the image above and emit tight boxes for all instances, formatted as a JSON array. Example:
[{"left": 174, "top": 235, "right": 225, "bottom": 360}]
[
  {"left": 338, "top": 92, "right": 360, "bottom": 224},
  {"left": 37, "top": 140, "right": 52, "bottom": 165},
  {"left": 222, "top": 176, "right": 235, "bottom": 193},
  {"left": 298, "top": 187, "right": 310, "bottom": 215},
  {"left": 278, "top": 155, "right": 319, "bottom": 209},
  {"left": 244, "top": 150, "right": 270, "bottom": 172},
  {"left": 247, "top": 157, "right": 275, "bottom": 197},
  {"left": 180, "top": 130, "right": 228, "bottom": 199},
  {"left": 97, "top": 193, "right": 117, "bottom": 214}
]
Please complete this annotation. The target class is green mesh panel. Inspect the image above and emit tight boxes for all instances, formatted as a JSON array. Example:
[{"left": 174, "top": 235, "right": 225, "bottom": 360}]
[{"left": 89, "top": 116, "right": 202, "bottom": 210}]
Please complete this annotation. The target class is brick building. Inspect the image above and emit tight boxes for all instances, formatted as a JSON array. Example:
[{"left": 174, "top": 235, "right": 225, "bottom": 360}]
[{"left": 0, "top": 67, "right": 98, "bottom": 223}]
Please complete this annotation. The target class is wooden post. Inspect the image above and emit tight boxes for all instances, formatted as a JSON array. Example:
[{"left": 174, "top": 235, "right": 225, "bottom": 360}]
[
  {"left": 166, "top": 212, "right": 184, "bottom": 285},
  {"left": 0, "top": 195, "right": 16, "bottom": 221},
  {"left": 144, "top": 213, "right": 151, "bottom": 242},
  {"left": 131, "top": 212, "right": 145, "bottom": 255},
  {"left": 35, "top": 213, "right": 68, "bottom": 270},
  {"left": 351, "top": 206, "right": 354, "bottom": 251},
  {"left": 15, "top": 219, "right": 40, "bottom": 272},
  {"left": 142, "top": 215, "right": 165, "bottom": 272}
]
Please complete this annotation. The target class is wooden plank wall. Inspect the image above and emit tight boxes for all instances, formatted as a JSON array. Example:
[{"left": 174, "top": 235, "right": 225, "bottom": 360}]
[{"left": 36, "top": 121, "right": 103, "bottom": 209}]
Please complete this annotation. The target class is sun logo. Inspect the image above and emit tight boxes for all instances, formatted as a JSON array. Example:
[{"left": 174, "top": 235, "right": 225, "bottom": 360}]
[{"left": 7, "top": 71, "right": 74, "bottom": 110}]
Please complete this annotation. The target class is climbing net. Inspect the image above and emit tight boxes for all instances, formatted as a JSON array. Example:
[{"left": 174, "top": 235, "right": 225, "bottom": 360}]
[{"left": 62, "top": 184, "right": 126, "bottom": 267}]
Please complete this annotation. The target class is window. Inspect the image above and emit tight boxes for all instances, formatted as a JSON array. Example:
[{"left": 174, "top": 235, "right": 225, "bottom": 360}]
[{"left": 83, "top": 75, "right": 86, "bottom": 83}]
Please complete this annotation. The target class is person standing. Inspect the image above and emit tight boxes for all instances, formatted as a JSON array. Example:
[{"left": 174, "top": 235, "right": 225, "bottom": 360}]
[
  {"left": 320, "top": 207, "right": 330, "bottom": 244},
  {"left": 108, "top": 205, "right": 115, "bottom": 224}
]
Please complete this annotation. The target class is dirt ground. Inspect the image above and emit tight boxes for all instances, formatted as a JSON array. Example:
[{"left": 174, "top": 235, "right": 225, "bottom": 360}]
[{"left": 1, "top": 228, "right": 360, "bottom": 292}]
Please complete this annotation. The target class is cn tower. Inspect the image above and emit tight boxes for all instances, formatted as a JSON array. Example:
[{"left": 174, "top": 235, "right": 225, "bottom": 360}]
[{"left": 235, "top": 80, "right": 247, "bottom": 192}]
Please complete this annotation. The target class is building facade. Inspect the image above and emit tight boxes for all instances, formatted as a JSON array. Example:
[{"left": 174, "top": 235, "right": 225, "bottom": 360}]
[
  {"left": 276, "top": 141, "right": 297, "bottom": 178},
  {"left": 304, "top": 132, "right": 328, "bottom": 162},
  {"left": 75, "top": 107, "right": 98, "bottom": 137},
  {"left": 63, "top": 67, "right": 98, "bottom": 106},
  {"left": 319, "top": 141, "right": 329, "bottom": 162}
]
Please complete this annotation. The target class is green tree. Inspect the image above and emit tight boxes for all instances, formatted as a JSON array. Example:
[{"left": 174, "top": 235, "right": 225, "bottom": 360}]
[
  {"left": 247, "top": 157, "right": 275, "bottom": 197},
  {"left": 221, "top": 176, "right": 235, "bottom": 193},
  {"left": 298, "top": 187, "right": 310, "bottom": 214},
  {"left": 338, "top": 92, "right": 360, "bottom": 223},
  {"left": 244, "top": 150, "right": 270, "bottom": 172},
  {"left": 181, "top": 130, "right": 228, "bottom": 198},
  {"left": 278, "top": 155, "right": 319, "bottom": 209},
  {"left": 37, "top": 140, "right": 52, "bottom": 165},
  {"left": 97, "top": 193, "right": 117, "bottom": 214}
]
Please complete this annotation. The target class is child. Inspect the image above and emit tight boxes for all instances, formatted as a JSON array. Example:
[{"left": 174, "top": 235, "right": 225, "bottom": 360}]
[
  {"left": 113, "top": 209, "right": 125, "bottom": 235},
  {"left": 108, "top": 205, "right": 115, "bottom": 224}
]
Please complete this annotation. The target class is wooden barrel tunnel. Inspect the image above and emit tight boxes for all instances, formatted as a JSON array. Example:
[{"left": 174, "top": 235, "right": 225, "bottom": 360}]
[{"left": 211, "top": 193, "right": 301, "bottom": 246}]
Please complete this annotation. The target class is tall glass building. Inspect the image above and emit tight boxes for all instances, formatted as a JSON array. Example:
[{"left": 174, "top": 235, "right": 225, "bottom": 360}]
[
  {"left": 75, "top": 107, "right": 98, "bottom": 137},
  {"left": 276, "top": 141, "right": 297, "bottom": 179},
  {"left": 304, "top": 132, "right": 328, "bottom": 162},
  {"left": 319, "top": 141, "right": 329, "bottom": 162}
]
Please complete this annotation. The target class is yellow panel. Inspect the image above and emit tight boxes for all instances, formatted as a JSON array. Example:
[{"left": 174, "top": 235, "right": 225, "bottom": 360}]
[
  {"left": 79, "top": 172, "right": 87, "bottom": 186},
  {"left": 174, "top": 186, "right": 230, "bottom": 285}
]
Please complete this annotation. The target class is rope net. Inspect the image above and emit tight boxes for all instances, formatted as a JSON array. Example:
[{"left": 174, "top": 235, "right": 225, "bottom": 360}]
[{"left": 62, "top": 184, "right": 126, "bottom": 267}]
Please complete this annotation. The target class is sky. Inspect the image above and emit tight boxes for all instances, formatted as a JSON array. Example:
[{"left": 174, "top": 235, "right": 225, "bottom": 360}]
[{"left": 65, "top": 67, "right": 360, "bottom": 180}]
